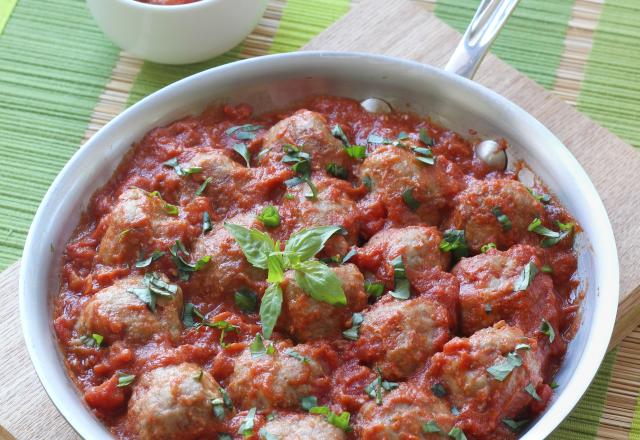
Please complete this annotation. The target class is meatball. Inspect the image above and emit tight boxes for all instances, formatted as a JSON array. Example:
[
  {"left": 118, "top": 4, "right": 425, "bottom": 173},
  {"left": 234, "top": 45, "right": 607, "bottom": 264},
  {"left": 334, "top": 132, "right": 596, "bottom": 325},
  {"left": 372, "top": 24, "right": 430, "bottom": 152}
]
[
  {"left": 97, "top": 187, "right": 188, "bottom": 265},
  {"left": 278, "top": 175, "right": 361, "bottom": 257},
  {"left": 423, "top": 322, "right": 542, "bottom": 438},
  {"left": 355, "top": 295, "right": 451, "bottom": 380},
  {"left": 260, "top": 413, "right": 346, "bottom": 440},
  {"left": 189, "top": 213, "right": 267, "bottom": 299},
  {"left": 356, "top": 226, "right": 450, "bottom": 284},
  {"left": 259, "top": 110, "right": 352, "bottom": 172},
  {"left": 227, "top": 341, "right": 335, "bottom": 411},
  {"left": 279, "top": 264, "right": 368, "bottom": 342},
  {"left": 358, "top": 144, "right": 463, "bottom": 226},
  {"left": 127, "top": 363, "right": 223, "bottom": 440},
  {"left": 356, "top": 383, "right": 455, "bottom": 440},
  {"left": 453, "top": 244, "right": 563, "bottom": 337},
  {"left": 76, "top": 274, "right": 183, "bottom": 345},
  {"left": 446, "top": 178, "right": 545, "bottom": 252}
]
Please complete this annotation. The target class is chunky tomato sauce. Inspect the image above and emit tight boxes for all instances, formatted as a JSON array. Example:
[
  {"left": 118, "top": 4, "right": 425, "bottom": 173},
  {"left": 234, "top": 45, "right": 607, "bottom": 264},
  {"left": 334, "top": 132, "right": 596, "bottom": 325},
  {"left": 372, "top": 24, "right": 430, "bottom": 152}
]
[{"left": 54, "top": 96, "right": 580, "bottom": 439}]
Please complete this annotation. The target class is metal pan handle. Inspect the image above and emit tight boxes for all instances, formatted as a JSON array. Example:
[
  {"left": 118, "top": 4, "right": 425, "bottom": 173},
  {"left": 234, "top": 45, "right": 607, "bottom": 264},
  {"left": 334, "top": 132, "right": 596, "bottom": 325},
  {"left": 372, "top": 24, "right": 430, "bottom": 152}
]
[{"left": 444, "top": 0, "right": 520, "bottom": 79}]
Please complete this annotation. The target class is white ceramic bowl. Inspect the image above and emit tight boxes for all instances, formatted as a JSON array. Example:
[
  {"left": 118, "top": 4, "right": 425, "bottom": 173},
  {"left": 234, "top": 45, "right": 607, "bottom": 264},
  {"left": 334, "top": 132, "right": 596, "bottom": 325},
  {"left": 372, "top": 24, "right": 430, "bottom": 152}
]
[
  {"left": 86, "top": 0, "right": 267, "bottom": 64},
  {"left": 20, "top": 52, "right": 618, "bottom": 439}
]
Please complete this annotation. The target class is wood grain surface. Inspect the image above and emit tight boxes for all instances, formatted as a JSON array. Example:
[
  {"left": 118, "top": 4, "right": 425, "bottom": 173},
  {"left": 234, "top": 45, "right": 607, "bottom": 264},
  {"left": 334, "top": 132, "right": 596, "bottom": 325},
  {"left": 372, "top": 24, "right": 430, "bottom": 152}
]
[{"left": 1, "top": 1, "right": 639, "bottom": 439}]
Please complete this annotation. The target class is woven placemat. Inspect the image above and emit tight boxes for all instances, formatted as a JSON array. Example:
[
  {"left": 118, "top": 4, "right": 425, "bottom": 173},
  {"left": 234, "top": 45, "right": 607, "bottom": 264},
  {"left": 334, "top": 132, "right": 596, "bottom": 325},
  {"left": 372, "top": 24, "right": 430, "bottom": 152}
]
[{"left": 0, "top": 0, "right": 639, "bottom": 438}]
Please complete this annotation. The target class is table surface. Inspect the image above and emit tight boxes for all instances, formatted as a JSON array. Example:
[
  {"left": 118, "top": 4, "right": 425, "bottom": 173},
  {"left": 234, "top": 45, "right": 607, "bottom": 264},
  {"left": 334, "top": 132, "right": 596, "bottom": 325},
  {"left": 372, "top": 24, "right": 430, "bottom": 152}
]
[{"left": 0, "top": 0, "right": 639, "bottom": 439}]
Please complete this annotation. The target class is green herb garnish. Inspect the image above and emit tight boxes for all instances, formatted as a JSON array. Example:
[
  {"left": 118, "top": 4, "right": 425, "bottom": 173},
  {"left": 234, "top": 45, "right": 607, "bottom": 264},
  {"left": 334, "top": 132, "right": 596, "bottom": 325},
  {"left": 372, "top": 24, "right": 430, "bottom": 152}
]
[
  {"left": 514, "top": 262, "right": 538, "bottom": 291},
  {"left": 487, "top": 352, "right": 523, "bottom": 381},
  {"left": 135, "top": 250, "right": 165, "bottom": 268},
  {"left": 342, "top": 312, "right": 364, "bottom": 340},
  {"left": 232, "top": 143, "right": 251, "bottom": 168},
  {"left": 402, "top": 188, "right": 420, "bottom": 211},
  {"left": 389, "top": 256, "right": 410, "bottom": 300},
  {"left": 439, "top": 229, "right": 469, "bottom": 261},
  {"left": 491, "top": 206, "right": 512, "bottom": 231},
  {"left": 257, "top": 205, "right": 280, "bottom": 228}
]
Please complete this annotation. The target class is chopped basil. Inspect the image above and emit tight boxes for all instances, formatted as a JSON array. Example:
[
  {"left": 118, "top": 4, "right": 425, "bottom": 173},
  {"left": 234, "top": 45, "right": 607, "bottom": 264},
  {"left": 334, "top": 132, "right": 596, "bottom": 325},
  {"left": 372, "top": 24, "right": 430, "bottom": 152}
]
[
  {"left": 127, "top": 272, "right": 178, "bottom": 312},
  {"left": 342, "top": 312, "right": 364, "bottom": 340},
  {"left": 218, "top": 434, "right": 233, "bottom": 440},
  {"left": 195, "top": 177, "right": 212, "bottom": 196},
  {"left": 514, "top": 262, "right": 539, "bottom": 291},
  {"left": 439, "top": 229, "right": 469, "bottom": 261},
  {"left": 80, "top": 333, "right": 104, "bottom": 348},
  {"left": 431, "top": 382, "right": 447, "bottom": 398},
  {"left": 541, "top": 264, "right": 553, "bottom": 273},
  {"left": 389, "top": 256, "right": 410, "bottom": 300},
  {"left": 491, "top": 206, "right": 512, "bottom": 231},
  {"left": 331, "top": 124, "right": 350, "bottom": 147},
  {"left": 365, "top": 281, "right": 384, "bottom": 299},
  {"left": 257, "top": 205, "right": 280, "bottom": 228},
  {"left": 515, "top": 343, "right": 531, "bottom": 351},
  {"left": 422, "top": 421, "right": 442, "bottom": 433},
  {"left": 148, "top": 191, "right": 180, "bottom": 216},
  {"left": 235, "top": 288, "right": 258, "bottom": 313},
  {"left": 226, "top": 124, "right": 263, "bottom": 140},
  {"left": 170, "top": 241, "right": 211, "bottom": 281},
  {"left": 524, "top": 383, "right": 542, "bottom": 401},
  {"left": 285, "top": 350, "right": 310, "bottom": 363},
  {"left": 300, "top": 395, "right": 318, "bottom": 411},
  {"left": 367, "top": 133, "right": 391, "bottom": 145},
  {"left": 117, "top": 373, "right": 135, "bottom": 387},
  {"left": 249, "top": 333, "right": 269, "bottom": 358},
  {"left": 528, "top": 219, "right": 574, "bottom": 248},
  {"left": 362, "top": 175, "right": 373, "bottom": 191},
  {"left": 540, "top": 320, "right": 556, "bottom": 342},
  {"left": 309, "top": 406, "right": 351, "bottom": 431},
  {"left": 284, "top": 193, "right": 294, "bottom": 200},
  {"left": 341, "top": 248, "right": 357, "bottom": 264},
  {"left": 232, "top": 143, "right": 251, "bottom": 168},
  {"left": 480, "top": 242, "right": 497, "bottom": 253},
  {"left": 419, "top": 127, "right": 434, "bottom": 146},
  {"left": 238, "top": 407, "right": 257, "bottom": 437},
  {"left": 397, "top": 131, "right": 410, "bottom": 140},
  {"left": 448, "top": 427, "right": 467, "bottom": 440},
  {"left": 282, "top": 144, "right": 317, "bottom": 199},
  {"left": 450, "top": 405, "right": 461, "bottom": 416},
  {"left": 202, "top": 211, "right": 212, "bottom": 234},
  {"left": 503, "top": 418, "right": 529, "bottom": 432},
  {"left": 135, "top": 250, "right": 165, "bottom": 268},
  {"left": 550, "top": 380, "right": 559, "bottom": 389},
  {"left": 183, "top": 303, "right": 238, "bottom": 345},
  {"left": 487, "top": 352, "right": 523, "bottom": 381},
  {"left": 365, "top": 374, "right": 398, "bottom": 405},
  {"left": 211, "top": 397, "right": 226, "bottom": 419},
  {"left": 260, "top": 282, "right": 283, "bottom": 339},
  {"left": 413, "top": 146, "right": 435, "bottom": 165},
  {"left": 326, "top": 163, "right": 348, "bottom": 179},
  {"left": 259, "top": 430, "right": 278, "bottom": 440},
  {"left": 344, "top": 145, "right": 367, "bottom": 159},
  {"left": 163, "top": 157, "right": 202, "bottom": 176},
  {"left": 527, "top": 188, "right": 551, "bottom": 204},
  {"left": 484, "top": 304, "right": 492, "bottom": 314},
  {"left": 402, "top": 188, "right": 420, "bottom": 211}
]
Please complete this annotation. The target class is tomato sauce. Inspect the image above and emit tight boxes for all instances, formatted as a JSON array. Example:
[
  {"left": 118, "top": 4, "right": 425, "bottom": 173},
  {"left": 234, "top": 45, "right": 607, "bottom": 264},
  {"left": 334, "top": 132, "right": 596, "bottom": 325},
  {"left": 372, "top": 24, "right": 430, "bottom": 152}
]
[{"left": 54, "top": 95, "right": 580, "bottom": 439}]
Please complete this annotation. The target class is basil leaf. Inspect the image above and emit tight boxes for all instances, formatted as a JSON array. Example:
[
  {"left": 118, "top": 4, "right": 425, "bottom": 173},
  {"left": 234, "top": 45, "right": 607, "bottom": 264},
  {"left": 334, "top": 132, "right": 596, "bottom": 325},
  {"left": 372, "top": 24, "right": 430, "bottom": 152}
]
[
  {"left": 266, "top": 253, "right": 286, "bottom": 283},
  {"left": 389, "top": 256, "right": 410, "bottom": 300},
  {"left": 238, "top": 407, "right": 257, "bottom": 437},
  {"left": 195, "top": 177, "right": 212, "bottom": 196},
  {"left": 80, "top": 333, "right": 104, "bottom": 348},
  {"left": 527, "top": 188, "right": 551, "bottom": 204},
  {"left": 117, "top": 373, "right": 135, "bottom": 387},
  {"left": 183, "top": 302, "right": 198, "bottom": 327},
  {"left": 515, "top": 343, "right": 531, "bottom": 351},
  {"left": 232, "top": 143, "right": 251, "bottom": 168},
  {"left": 235, "top": 288, "right": 258, "bottom": 313},
  {"left": 431, "top": 383, "right": 447, "bottom": 398},
  {"left": 286, "top": 350, "right": 310, "bottom": 363},
  {"left": 163, "top": 158, "right": 202, "bottom": 176},
  {"left": 169, "top": 241, "right": 211, "bottom": 280},
  {"left": 365, "top": 281, "right": 384, "bottom": 299},
  {"left": 524, "top": 383, "right": 542, "bottom": 401},
  {"left": 341, "top": 248, "right": 357, "bottom": 264},
  {"left": 342, "top": 312, "right": 364, "bottom": 340},
  {"left": 448, "top": 427, "right": 467, "bottom": 440},
  {"left": 259, "top": 430, "right": 278, "bottom": 440},
  {"left": 218, "top": 434, "right": 233, "bottom": 440},
  {"left": 344, "top": 145, "right": 367, "bottom": 159},
  {"left": 331, "top": 124, "right": 350, "bottom": 147},
  {"left": 227, "top": 124, "right": 263, "bottom": 141},
  {"left": 284, "top": 225, "right": 342, "bottom": 261},
  {"left": 128, "top": 286, "right": 157, "bottom": 312},
  {"left": 300, "top": 395, "right": 318, "bottom": 411},
  {"left": 439, "top": 229, "right": 469, "bottom": 260},
  {"left": 362, "top": 175, "right": 373, "bottom": 191},
  {"left": 413, "top": 146, "right": 435, "bottom": 165},
  {"left": 249, "top": 333, "right": 267, "bottom": 358},
  {"left": 260, "top": 283, "right": 283, "bottom": 339},
  {"left": 550, "top": 380, "right": 559, "bottom": 389},
  {"left": 487, "top": 352, "right": 523, "bottom": 381},
  {"left": 491, "top": 206, "right": 512, "bottom": 231},
  {"left": 202, "top": 211, "right": 212, "bottom": 234},
  {"left": 528, "top": 218, "right": 572, "bottom": 247},
  {"left": 450, "top": 405, "right": 460, "bottom": 416},
  {"left": 326, "top": 163, "right": 348, "bottom": 179},
  {"left": 309, "top": 406, "right": 351, "bottom": 431},
  {"left": 540, "top": 319, "right": 556, "bottom": 343},
  {"left": 502, "top": 418, "right": 529, "bottom": 432},
  {"left": 224, "top": 223, "right": 277, "bottom": 270},
  {"left": 135, "top": 250, "right": 165, "bottom": 268},
  {"left": 541, "top": 264, "right": 553, "bottom": 273},
  {"left": 514, "top": 262, "right": 539, "bottom": 291},
  {"left": 364, "top": 375, "right": 398, "bottom": 405},
  {"left": 211, "top": 397, "right": 226, "bottom": 419},
  {"left": 480, "top": 242, "right": 496, "bottom": 253},
  {"left": 422, "top": 421, "right": 442, "bottom": 433},
  {"left": 367, "top": 133, "right": 391, "bottom": 145},
  {"left": 397, "top": 132, "right": 410, "bottom": 140},
  {"left": 402, "top": 188, "right": 420, "bottom": 211},
  {"left": 419, "top": 127, "right": 434, "bottom": 146},
  {"left": 257, "top": 205, "right": 280, "bottom": 228},
  {"left": 294, "top": 260, "right": 347, "bottom": 306}
]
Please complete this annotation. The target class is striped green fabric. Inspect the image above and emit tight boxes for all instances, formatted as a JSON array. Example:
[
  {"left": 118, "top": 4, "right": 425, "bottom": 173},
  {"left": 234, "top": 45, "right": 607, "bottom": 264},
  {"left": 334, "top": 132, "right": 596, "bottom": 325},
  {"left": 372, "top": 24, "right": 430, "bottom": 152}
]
[
  {"left": 435, "top": 0, "right": 573, "bottom": 90},
  {"left": 0, "top": 0, "right": 17, "bottom": 35},
  {"left": 0, "top": 0, "right": 119, "bottom": 268}
]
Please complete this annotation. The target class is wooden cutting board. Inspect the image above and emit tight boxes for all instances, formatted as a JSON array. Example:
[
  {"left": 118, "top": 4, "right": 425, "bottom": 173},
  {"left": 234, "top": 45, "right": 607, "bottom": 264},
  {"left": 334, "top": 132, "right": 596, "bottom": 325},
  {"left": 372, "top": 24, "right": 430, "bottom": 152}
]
[{"left": 1, "top": 0, "right": 639, "bottom": 438}]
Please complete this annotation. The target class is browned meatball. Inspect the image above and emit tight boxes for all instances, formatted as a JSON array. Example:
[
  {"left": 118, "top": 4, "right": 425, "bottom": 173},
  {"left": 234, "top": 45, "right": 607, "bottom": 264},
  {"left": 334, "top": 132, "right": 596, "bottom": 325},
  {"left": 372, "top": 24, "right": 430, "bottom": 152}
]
[
  {"left": 226, "top": 341, "right": 335, "bottom": 411},
  {"left": 127, "top": 363, "right": 223, "bottom": 440},
  {"left": 259, "top": 110, "right": 352, "bottom": 172},
  {"left": 278, "top": 263, "right": 368, "bottom": 342},
  {"left": 189, "top": 213, "right": 267, "bottom": 299},
  {"left": 423, "top": 322, "right": 542, "bottom": 438},
  {"left": 260, "top": 413, "right": 346, "bottom": 440},
  {"left": 357, "top": 144, "right": 463, "bottom": 226},
  {"left": 446, "top": 178, "right": 545, "bottom": 252},
  {"left": 356, "top": 383, "right": 455, "bottom": 440},
  {"left": 355, "top": 295, "right": 451, "bottom": 380},
  {"left": 97, "top": 187, "right": 188, "bottom": 265},
  {"left": 76, "top": 274, "right": 182, "bottom": 345}
]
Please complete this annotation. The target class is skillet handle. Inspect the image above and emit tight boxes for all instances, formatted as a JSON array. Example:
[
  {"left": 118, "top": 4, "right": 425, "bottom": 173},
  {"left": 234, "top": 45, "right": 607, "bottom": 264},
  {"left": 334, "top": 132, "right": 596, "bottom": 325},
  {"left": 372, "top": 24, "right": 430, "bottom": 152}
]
[{"left": 444, "top": 0, "right": 520, "bottom": 79}]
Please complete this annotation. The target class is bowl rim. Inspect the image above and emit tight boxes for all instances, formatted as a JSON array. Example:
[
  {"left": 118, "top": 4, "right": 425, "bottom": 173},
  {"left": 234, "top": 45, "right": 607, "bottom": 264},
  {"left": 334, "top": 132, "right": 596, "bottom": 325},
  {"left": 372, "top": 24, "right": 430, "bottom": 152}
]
[
  {"left": 19, "top": 50, "right": 619, "bottom": 440},
  {"left": 114, "top": 0, "right": 218, "bottom": 11}
]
